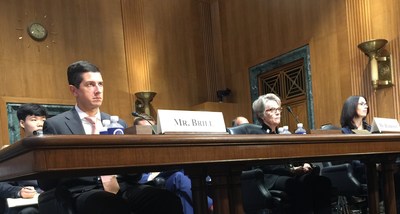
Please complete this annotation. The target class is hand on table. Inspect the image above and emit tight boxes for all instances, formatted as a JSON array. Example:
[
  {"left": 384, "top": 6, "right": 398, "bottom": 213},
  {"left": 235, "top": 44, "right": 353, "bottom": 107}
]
[{"left": 19, "top": 186, "right": 37, "bottom": 199}]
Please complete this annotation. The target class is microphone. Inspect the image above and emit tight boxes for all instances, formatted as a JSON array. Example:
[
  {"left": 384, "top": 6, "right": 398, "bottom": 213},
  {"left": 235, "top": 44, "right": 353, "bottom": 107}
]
[
  {"left": 131, "top": 112, "right": 157, "bottom": 134},
  {"left": 286, "top": 106, "right": 301, "bottom": 124},
  {"left": 131, "top": 112, "right": 141, "bottom": 117},
  {"left": 33, "top": 130, "right": 43, "bottom": 136}
]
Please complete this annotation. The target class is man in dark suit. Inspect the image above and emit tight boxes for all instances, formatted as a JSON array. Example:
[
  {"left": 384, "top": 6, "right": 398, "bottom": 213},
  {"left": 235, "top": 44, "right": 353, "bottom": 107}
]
[{"left": 39, "top": 60, "right": 182, "bottom": 214}]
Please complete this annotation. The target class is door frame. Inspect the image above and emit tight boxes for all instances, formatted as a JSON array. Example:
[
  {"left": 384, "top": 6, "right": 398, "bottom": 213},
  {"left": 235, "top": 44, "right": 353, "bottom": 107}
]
[{"left": 248, "top": 45, "right": 315, "bottom": 129}]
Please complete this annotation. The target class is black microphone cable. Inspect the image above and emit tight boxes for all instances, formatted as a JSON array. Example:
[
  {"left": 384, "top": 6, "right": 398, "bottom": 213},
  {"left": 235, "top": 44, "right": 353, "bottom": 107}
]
[
  {"left": 131, "top": 112, "right": 157, "bottom": 134},
  {"left": 286, "top": 106, "right": 301, "bottom": 124}
]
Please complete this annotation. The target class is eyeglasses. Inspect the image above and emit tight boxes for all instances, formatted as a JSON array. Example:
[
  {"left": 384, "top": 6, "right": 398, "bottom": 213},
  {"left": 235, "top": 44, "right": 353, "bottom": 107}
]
[
  {"left": 358, "top": 102, "right": 368, "bottom": 106},
  {"left": 265, "top": 107, "right": 283, "bottom": 114}
]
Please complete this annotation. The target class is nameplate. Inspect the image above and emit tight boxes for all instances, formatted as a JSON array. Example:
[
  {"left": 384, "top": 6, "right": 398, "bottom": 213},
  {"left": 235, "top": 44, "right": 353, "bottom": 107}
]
[
  {"left": 370, "top": 117, "right": 400, "bottom": 133},
  {"left": 157, "top": 109, "right": 226, "bottom": 134}
]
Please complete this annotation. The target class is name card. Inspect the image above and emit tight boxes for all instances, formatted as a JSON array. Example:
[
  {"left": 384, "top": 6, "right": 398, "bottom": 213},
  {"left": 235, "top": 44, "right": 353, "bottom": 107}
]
[
  {"left": 370, "top": 117, "right": 400, "bottom": 133},
  {"left": 157, "top": 109, "right": 226, "bottom": 134}
]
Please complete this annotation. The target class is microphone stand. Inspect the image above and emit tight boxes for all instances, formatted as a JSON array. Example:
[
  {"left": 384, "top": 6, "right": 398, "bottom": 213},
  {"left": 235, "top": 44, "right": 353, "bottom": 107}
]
[
  {"left": 131, "top": 112, "right": 157, "bottom": 134},
  {"left": 286, "top": 106, "right": 301, "bottom": 124}
]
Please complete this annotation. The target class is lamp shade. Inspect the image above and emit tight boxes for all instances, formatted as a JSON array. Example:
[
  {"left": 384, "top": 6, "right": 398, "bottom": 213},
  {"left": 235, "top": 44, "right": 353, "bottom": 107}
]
[
  {"left": 357, "top": 39, "right": 393, "bottom": 90},
  {"left": 135, "top": 91, "right": 157, "bottom": 116},
  {"left": 358, "top": 39, "right": 388, "bottom": 57}
]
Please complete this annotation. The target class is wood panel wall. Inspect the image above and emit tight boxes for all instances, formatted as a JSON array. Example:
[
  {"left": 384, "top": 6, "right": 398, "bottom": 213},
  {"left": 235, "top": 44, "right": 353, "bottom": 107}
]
[
  {"left": 216, "top": 0, "right": 353, "bottom": 126},
  {"left": 1, "top": 0, "right": 400, "bottom": 146},
  {"left": 215, "top": 0, "right": 400, "bottom": 128},
  {"left": 346, "top": 0, "right": 400, "bottom": 121},
  {"left": 121, "top": 0, "right": 223, "bottom": 114},
  {"left": 0, "top": 0, "right": 131, "bottom": 145}
]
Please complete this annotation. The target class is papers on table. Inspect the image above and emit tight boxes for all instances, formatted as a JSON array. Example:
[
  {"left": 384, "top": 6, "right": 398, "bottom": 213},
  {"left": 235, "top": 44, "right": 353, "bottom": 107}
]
[{"left": 6, "top": 194, "right": 39, "bottom": 208}]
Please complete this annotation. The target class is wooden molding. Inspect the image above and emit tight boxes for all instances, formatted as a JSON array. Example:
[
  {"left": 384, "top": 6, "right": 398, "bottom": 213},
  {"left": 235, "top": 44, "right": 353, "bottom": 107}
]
[{"left": 0, "top": 97, "right": 74, "bottom": 146}]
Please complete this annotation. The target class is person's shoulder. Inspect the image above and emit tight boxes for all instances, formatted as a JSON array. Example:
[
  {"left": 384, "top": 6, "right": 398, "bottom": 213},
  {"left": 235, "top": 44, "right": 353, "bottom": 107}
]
[
  {"left": 46, "top": 109, "right": 74, "bottom": 122},
  {"left": 364, "top": 122, "right": 371, "bottom": 131},
  {"left": 341, "top": 127, "right": 353, "bottom": 134},
  {"left": 100, "top": 112, "right": 111, "bottom": 119}
]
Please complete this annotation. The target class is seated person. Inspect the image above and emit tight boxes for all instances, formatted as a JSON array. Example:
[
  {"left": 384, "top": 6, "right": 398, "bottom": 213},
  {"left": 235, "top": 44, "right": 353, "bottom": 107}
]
[
  {"left": 38, "top": 60, "right": 182, "bottom": 214},
  {"left": 340, "top": 95, "right": 370, "bottom": 183},
  {"left": 0, "top": 103, "right": 47, "bottom": 214},
  {"left": 340, "top": 95, "right": 371, "bottom": 134},
  {"left": 251, "top": 93, "right": 332, "bottom": 214},
  {"left": 134, "top": 115, "right": 213, "bottom": 214},
  {"left": 231, "top": 116, "right": 249, "bottom": 127}
]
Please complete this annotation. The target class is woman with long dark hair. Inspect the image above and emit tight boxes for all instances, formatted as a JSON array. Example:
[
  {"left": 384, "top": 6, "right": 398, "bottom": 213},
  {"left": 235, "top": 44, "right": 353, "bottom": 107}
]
[
  {"left": 340, "top": 95, "right": 370, "bottom": 134},
  {"left": 340, "top": 95, "right": 371, "bottom": 184}
]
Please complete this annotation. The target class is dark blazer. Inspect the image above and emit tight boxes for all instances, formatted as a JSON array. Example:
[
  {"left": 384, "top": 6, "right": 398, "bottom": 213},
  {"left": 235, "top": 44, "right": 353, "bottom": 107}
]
[
  {"left": 0, "top": 181, "right": 42, "bottom": 214},
  {"left": 0, "top": 180, "right": 41, "bottom": 198},
  {"left": 43, "top": 107, "right": 127, "bottom": 135},
  {"left": 341, "top": 121, "right": 371, "bottom": 134},
  {"left": 227, "top": 123, "right": 293, "bottom": 189},
  {"left": 258, "top": 124, "right": 294, "bottom": 190},
  {"left": 341, "top": 127, "right": 353, "bottom": 134},
  {"left": 0, "top": 182, "right": 22, "bottom": 198},
  {"left": 39, "top": 108, "right": 127, "bottom": 191}
]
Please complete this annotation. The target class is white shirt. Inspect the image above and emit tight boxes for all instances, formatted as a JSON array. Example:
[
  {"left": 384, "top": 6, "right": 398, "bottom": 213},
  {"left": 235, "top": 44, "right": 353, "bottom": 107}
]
[{"left": 75, "top": 105, "right": 102, "bottom": 135}]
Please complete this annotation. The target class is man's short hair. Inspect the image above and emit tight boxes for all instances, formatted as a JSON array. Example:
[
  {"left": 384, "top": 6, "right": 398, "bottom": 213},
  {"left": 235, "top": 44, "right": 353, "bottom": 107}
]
[
  {"left": 67, "top": 60, "right": 100, "bottom": 88},
  {"left": 17, "top": 104, "right": 48, "bottom": 121}
]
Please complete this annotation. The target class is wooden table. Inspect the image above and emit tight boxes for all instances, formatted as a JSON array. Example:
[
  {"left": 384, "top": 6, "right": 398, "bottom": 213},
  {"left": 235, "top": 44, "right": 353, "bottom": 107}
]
[{"left": 0, "top": 134, "right": 399, "bottom": 214}]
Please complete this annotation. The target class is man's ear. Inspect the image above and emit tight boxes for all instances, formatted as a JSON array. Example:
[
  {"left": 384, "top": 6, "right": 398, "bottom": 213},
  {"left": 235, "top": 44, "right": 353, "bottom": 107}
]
[
  {"left": 19, "top": 120, "right": 25, "bottom": 130},
  {"left": 69, "top": 85, "right": 78, "bottom": 97}
]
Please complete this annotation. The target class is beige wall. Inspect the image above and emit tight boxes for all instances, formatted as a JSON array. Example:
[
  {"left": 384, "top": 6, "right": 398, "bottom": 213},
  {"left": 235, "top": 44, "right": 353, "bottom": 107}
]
[{"left": 0, "top": 0, "right": 400, "bottom": 145}]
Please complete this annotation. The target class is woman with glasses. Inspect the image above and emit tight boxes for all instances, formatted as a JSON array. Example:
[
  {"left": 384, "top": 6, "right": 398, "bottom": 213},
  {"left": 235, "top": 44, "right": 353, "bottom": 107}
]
[
  {"left": 340, "top": 95, "right": 371, "bottom": 134},
  {"left": 341, "top": 96, "right": 400, "bottom": 213},
  {"left": 340, "top": 96, "right": 371, "bottom": 185},
  {"left": 252, "top": 93, "right": 332, "bottom": 214}
]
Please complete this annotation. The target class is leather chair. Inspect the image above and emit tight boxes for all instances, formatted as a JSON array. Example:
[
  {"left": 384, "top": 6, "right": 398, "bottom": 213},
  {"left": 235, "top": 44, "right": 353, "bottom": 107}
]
[
  {"left": 227, "top": 124, "right": 289, "bottom": 213},
  {"left": 316, "top": 124, "right": 368, "bottom": 213},
  {"left": 227, "top": 123, "right": 265, "bottom": 134},
  {"left": 241, "top": 168, "right": 289, "bottom": 214},
  {"left": 38, "top": 187, "right": 76, "bottom": 214},
  {"left": 320, "top": 162, "right": 367, "bottom": 196},
  {"left": 320, "top": 162, "right": 368, "bottom": 213},
  {"left": 320, "top": 123, "right": 341, "bottom": 130}
]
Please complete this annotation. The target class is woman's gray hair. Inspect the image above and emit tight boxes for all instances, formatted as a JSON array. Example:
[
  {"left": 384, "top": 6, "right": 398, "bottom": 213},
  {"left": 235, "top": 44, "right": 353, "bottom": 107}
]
[{"left": 252, "top": 93, "right": 281, "bottom": 123}]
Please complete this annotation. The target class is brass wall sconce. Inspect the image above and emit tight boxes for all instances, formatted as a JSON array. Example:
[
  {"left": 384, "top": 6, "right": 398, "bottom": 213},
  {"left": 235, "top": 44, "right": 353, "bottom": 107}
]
[
  {"left": 358, "top": 39, "right": 393, "bottom": 90},
  {"left": 135, "top": 91, "right": 157, "bottom": 116}
]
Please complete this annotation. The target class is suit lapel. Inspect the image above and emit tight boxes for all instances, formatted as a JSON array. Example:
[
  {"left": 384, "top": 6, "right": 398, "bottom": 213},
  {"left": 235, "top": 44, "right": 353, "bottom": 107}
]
[
  {"left": 65, "top": 108, "right": 86, "bottom": 134},
  {"left": 100, "top": 112, "right": 111, "bottom": 121}
]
